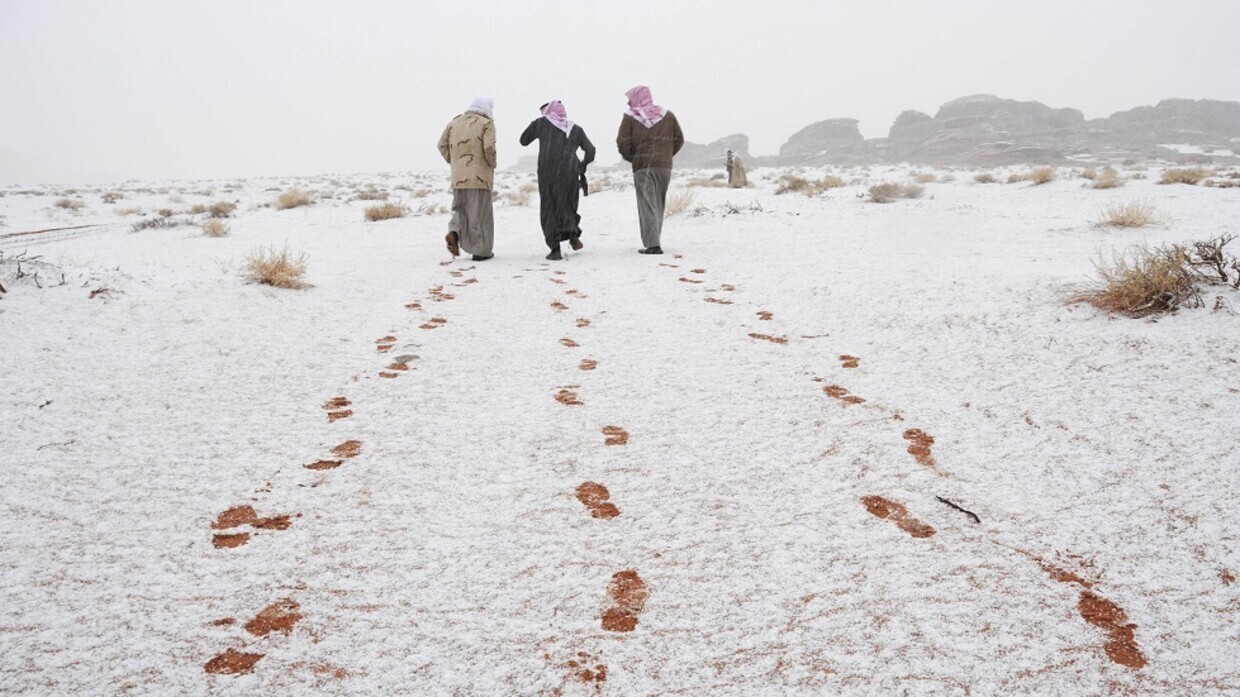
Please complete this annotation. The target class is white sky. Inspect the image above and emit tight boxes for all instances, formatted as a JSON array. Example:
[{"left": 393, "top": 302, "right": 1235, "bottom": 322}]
[{"left": 2, "top": 0, "right": 1238, "bottom": 182}]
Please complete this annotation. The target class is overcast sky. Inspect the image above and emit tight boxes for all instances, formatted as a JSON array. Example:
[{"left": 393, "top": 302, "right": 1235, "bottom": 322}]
[{"left": 2, "top": 0, "right": 1238, "bottom": 183}]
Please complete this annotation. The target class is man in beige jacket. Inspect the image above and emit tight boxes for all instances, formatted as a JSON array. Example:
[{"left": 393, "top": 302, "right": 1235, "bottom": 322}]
[{"left": 438, "top": 96, "right": 496, "bottom": 260}]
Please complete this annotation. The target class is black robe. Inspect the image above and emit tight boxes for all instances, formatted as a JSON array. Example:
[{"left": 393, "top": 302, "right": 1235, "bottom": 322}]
[{"left": 519, "top": 118, "right": 596, "bottom": 249}]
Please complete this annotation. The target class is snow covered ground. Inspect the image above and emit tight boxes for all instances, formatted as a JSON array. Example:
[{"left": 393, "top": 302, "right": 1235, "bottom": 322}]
[{"left": 2, "top": 165, "right": 1239, "bottom": 694}]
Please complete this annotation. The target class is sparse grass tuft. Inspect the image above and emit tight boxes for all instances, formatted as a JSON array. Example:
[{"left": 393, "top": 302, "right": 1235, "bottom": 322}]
[
  {"left": 243, "top": 246, "right": 308, "bottom": 289},
  {"left": 1076, "top": 244, "right": 1199, "bottom": 316},
  {"left": 355, "top": 188, "right": 389, "bottom": 201},
  {"left": 913, "top": 172, "right": 939, "bottom": 184},
  {"left": 503, "top": 190, "right": 532, "bottom": 207},
  {"left": 974, "top": 172, "right": 997, "bottom": 184},
  {"left": 665, "top": 189, "right": 697, "bottom": 216},
  {"left": 364, "top": 202, "right": 408, "bottom": 221},
  {"left": 1094, "top": 200, "right": 1166, "bottom": 228},
  {"left": 54, "top": 198, "right": 86, "bottom": 211},
  {"left": 775, "top": 174, "right": 844, "bottom": 196},
  {"left": 201, "top": 219, "right": 230, "bottom": 237},
  {"left": 867, "top": 182, "right": 924, "bottom": 203},
  {"left": 1029, "top": 167, "right": 1055, "bottom": 185},
  {"left": 275, "top": 189, "right": 314, "bottom": 210},
  {"left": 208, "top": 201, "right": 238, "bottom": 218},
  {"left": 101, "top": 192, "right": 123, "bottom": 204},
  {"left": 1091, "top": 167, "right": 1124, "bottom": 189},
  {"left": 1159, "top": 167, "right": 1208, "bottom": 185}
]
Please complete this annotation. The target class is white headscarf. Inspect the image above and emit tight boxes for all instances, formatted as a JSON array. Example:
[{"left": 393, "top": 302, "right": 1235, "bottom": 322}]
[{"left": 467, "top": 95, "right": 494, "bottom": 119}]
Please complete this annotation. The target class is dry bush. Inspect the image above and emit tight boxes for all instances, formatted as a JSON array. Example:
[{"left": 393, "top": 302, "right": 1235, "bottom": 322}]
[
  {"left": 1160, "top": 167, "right": 1208, "bottom": 185},
  {"left": 411, "top": 189, "right": 431, "bottom": 199},
  {"left": 1094, "top": 200, "right": 1166, "bottom": 228},
  {"left": 243, "top": 246, "right": 308, "bottom": 289},
  {"left": 114, "top": 207, "right": 142, "bottom": 216},
  {"left": 665, "top": 189, "right": 697, "bottom": 216},
  {"left": 519, "top": 182, "right": 538, "bottom": 195},
  {"left": 940, "top": 173, "right": 957, "bottom": 182},
  {"left": 275, "top": 189, "right": 314, "bottom": 210},
  {"left": 1077, "top": 244, "right": 1199, "bottom": 316},
  {"left": 974, "top": 172, "right": 997, "bottom": 184},
  {"left": 131, "top": 215, "right": 192, "bottom": 231},
  {"left": 417, "top": 202, "right": 448, "bottom": 215},
  {"left": 1029, "top": 167, "right": 1055, "bottom": 185},
  {"left": 1091, "top": 167, "right": 1124, "bottom": 189},
  {"left": 503, "top": 190, "right": 532, "bottom": 207},
  {"left": 208, "top": 201, "right": 238, "bottom": 218},
  {"left": 167, "top": 194, "right": 184, "bottom": 204},
  {"left": 1186, "top": 235, "right": 1240, "bottom": 288},
  {"left": 867, "top": 182, "right": 923, "bottom": 203},
  {"left": 201, "top": 219, "right": 230, "bottom": 237},
  {"left": 355, "top": 189, "right": 389, "bottom": 201},
  {"left": 101, "top": 192, "right": 123, "bottom": 204},
  {"left": 157, "top": 208, "right": 175, "bottom": 217},
  {"left": 1080, "top": 168, "right": 1098, "bottom": 180},
  {"left": 588, "top": 178, "right": 607, "bottom": 194},
  {"left": 913, "top": 172, "right": 938, "bottom": 184},
  {"left": 364, "top": 202, "right": 408, "bottom": 221},
  {"left": 188, "top": 203, "right": 208, "bottom": 215},
  {"left": 54, "top": 198, "right": 86, "bottom": 211},
  {"left": 775, "top": 174, "right": 844, "bottom": 196},
  {"left": 1007, "top": 172, "right": 1028, "bottom": 184}
]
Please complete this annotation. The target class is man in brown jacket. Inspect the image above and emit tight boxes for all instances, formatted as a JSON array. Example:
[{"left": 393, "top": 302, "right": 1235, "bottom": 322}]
[
  {"left": 437, "top": 96, "right": 496, "bottom": 261},
  {"left": 616, "top": 86, "right": 683, "bottom": 255}
]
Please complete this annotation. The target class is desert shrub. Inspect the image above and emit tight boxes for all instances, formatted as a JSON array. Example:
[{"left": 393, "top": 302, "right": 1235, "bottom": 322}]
[
  {"left": 867, "top": 182, "right": 923, "bottom": 203},
  {"left": 275, "top": 188, "right": 314, "bottom": 210},
  {"left": 1185, "top": 235, "right": 1240, "bottom": 288},
  {"left": 1094, "top": 200, "right": 1166, "bottom": 228},
  {"left": 101, "top": 192, "right": 123, "bottom": 204},
  {"left": 364, "top": 202, "right": 408, "bottom": 221},
  {"left": 114, "top": 207, "right": 142, "bottom": 216},
  {"left": 417, "top": 202, "right": 448, "bottom": 215},
  {"left": 355, "top": 189, "right": 389, "bottom": 201},
  {"left": 1077, "top": 244, "right": 1199, "bottom": 316},
  {"left": 167, "top": 194, "right": 184, "bottom": 204},
  {"left": 519, "top": 182, "right": 538, "bottom": 195},
  {"left": 411, "top": 188, "right": 431, "bottom": 199},
  {"left": 131, "top": 215, "right": 192, "bottom": 231},
  {"left": 54, "top": 198, "right": 86, "bottom": 211},
  {"left": 588, "top": 178, "right": 607, "bottom": 194},
  {"left": 201, "top": 219, "right": 230, "bottom": 237},
  {"left": 1080, "top": 168, "right": 1098, "bottom": 180},
  {"left": 243, "top": 246, "right": 308, "bottom": 289},
  {"left": 503, "top": 190, "right": 532, "bottom": 206},
  {"left": 775, "top": 174, "right": 844, "bottom": 196},
  {"left": 665, "top": 189, "right": 697, "bottom": 216},
  {"left": 1091, "top": 167, "right": 1124, "bottom": 189},
  {"left": 1007, "top": 172, "right": 1028, "bottom": 184},
  {"left": 913, "top": 172, "right": 938, "bottom": 184},
  {"left": 157, "top": 208, "right": 175, "bottom": 217},
  {"left": 1160, "top": 167, "right": 1208, "bottom": 185},
  {"left": 189, "top": 203, "right": 208, "bottom": 215},
  {"left": 974, "top": 172, "right": 997, "bottom": 184},
  {"left": 940, "top": 173, "right": 957, "bottom": 182},
  {"left": 208, "top": 201, "right": 238, "bottom": 218},
  {"left": 1029, "top": 167, "right": 1055, "bottom": 185}
]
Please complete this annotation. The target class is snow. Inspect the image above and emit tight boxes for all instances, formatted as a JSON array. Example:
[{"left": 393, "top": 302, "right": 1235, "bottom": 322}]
[
  {"left": 1159, "top": 143, "right": 1237, "bottom": 158},
  {"left": 2, "top": 166, "right": 1239, "bottom": 694}
]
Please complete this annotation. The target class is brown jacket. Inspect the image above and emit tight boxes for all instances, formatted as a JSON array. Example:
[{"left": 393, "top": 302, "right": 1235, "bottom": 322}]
[
  {"left": 438, "top": 110, "right": 496, "bottom": 190},
  {"left": 616, "top": 112, "right": 684, "bottom": 171}
]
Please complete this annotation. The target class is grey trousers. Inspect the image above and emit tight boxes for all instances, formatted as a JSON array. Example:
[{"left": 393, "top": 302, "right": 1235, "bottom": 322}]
[
  {"left": 633, "top": 167, "right": 671, "bottom": 248},
  {"left": 449, "top": 188, "right": 494, "bottom": 257}
]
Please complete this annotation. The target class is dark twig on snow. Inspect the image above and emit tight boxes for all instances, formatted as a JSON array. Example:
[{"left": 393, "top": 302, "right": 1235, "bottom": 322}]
[{"left": 935, "top": 496, "right": 981, "bottom": 524}]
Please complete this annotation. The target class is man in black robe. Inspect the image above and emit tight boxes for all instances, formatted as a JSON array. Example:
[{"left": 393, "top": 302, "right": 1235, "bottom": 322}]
[{"left": 519, "top": 101, "right": 596, "bottom": 260}]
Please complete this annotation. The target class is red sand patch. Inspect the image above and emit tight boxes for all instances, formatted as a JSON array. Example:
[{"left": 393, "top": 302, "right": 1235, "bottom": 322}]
[
  {"left": 839, "top": 355, "right": 860, "bottom": 369},
  {"left": 566, "top": 652, "right": 607, "bottom": 685},
  {"left": 579, "top": 359, "right": 598, "bottom": 371},
  {"left": 311, "top": 663, "right": 349, "bottom": 680},
  {"left": 705, "top": 297, "right": 733, "bottom": 305},
  {"left": 903, "top": 429, "right": 936, "bottom": 467},
  {"left": 756, "top": 310, "right": 773, "bottom": 321},
  {"left": 560, "top": 338, "right": 579, "bottom": 348},
  {"left": 405, "top": 302, "right": 422, "bottom": 310},
  {"left": 204, "top": 649, "right": 263, "bottom": 675},
  {"left": 386, "top": 362, "right": 409, "bottom": 371},
  {"left": 679, "top": 277, "right": 704, "bottom": 284},
  {"left": 331, "top": 440, "right": 362, "bottom": 458},
  {"left": 210, "top": 617, "right": 236, "bottom": 627},
  {"left": 602, "top": 570, "right": 649, "bottom": 632},
  {"left": 576, "top": 482, "right": 620, "bottom": 519},
  {"left": 244, "top": 599, "right": 302, "bottom": 637},
  {"left": 304, "top": 459, "right": 342, "bottom": 470},
  {"left": 322, "top": 397, "right": 350, "bottom": 410},
  {"left": 822, "top": 384, "right": 865, "bottom": 405},
  {"left": 213, "top": 506, "right": 258, "bottom": 530},
  {"left": 1079, "top": 592, "right": 1147, "bottom": 669},
  {"left": 327, "top": 409, "right": 352, "bottom": 422},
  {"left": 212, "top": 533, "right": 250, "bottom": 549},
  {"left": 576, "top": 318, "right": 591, "bottom": 328},
  {"left": 749, "top": 333, "right": 788, "bottom": 344},
  {"left": 555, "top": 389, "right": 584, "bottom": 406},
  {"left": 551, "top": 300, "right": 568, "bottom": 311},
  {"left": 860, "top": 495, "right": 936, "bottom": 538},
  {"left": 379, "top": 371, "right": 399, "bottom": 379},
  {"left": 602, "top": 425, "right": 629, "bottom": 446}
]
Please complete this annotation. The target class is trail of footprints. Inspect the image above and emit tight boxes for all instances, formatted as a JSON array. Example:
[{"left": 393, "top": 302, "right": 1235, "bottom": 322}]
[
  {"left": 203, "top": 262, "right": 480, "bottom": 676},
  {"left": 658, "top": 255, "right": 1148, "bottom": 672}
]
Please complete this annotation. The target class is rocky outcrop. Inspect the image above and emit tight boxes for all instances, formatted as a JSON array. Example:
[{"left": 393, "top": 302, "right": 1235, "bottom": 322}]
[
  {"left": 674, "top": 133, "right": 752, "bottom": 169},
  {"left": 776, "top": 119, "right": 876, "bottom": 165}
]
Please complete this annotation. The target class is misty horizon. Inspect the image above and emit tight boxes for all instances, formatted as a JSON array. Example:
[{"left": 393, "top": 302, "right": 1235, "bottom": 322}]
[{"left": 3, "top": 0, "right": 1239, "bottom": 183}]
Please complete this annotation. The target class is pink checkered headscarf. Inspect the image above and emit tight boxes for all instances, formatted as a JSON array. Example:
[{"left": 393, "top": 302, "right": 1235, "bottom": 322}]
[
  {"left": 625, "top": 85, "right": 666, "bottom": 128},
  {"left": 541, "top": 100, "right": 574, "bottom": 137}
]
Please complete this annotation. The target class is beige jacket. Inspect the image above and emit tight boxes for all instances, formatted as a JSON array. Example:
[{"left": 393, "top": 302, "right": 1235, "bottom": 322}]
[{"left": 438, "top": 110, "right": 496, "bottom": 190}]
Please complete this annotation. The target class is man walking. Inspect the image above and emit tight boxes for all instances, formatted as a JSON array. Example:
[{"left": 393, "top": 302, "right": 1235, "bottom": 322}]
[
  {"left": 437, "top": 96, "right": 497, "bottom": 261},
  {"left": 616, "top": 86, "right": 683, "bottom": 255}
]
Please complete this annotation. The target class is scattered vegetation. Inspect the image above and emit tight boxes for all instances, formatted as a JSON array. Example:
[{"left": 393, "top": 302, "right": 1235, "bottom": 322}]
[
  {"left": 114, "top": 207, "right": 142, "bottom": 216},
  {"left": 973, "top": 172, "right": 997, "bottom": 184},
  {"left": 275, "top": 189, "right": 314, "bottom": 210},
  {"left": 1091, "top": 167, "right": 1124, "bottom": 189},
  {"left": 131, "top": 215, "right": 192, "bottom": 232},
  {"left": 665, "top": 189, "right": 697, "bottom": 217},
  {"left": 364, "top": 202, "right": 408, "bottom": 221},
  {"left": 1159, "top": 167, "right": 1208, "bottom": 185},
  {"left": 200, "top": 219, "right": 230, "bottom": 238},
  {"left": 1028, "top": 167, "right": 1055, "bottom": 185},
  {"left": 54, "top": 198, "right": 86, "bottom": 211},
  {"left": 867, "top": 182, "right": 924, "bottom": 203},
  {"left": 100, "top": 192, "right": 124, "bottom": 204},
  {"left": 416, "top": 202, "right": 449, "bottom": 216},
  {"left": 243, "top": 246, "right": 309, "bottom": 289},
  {"left": 913, "top": 172, "right": 939, "bottom": 184},
  {"left": 1075, "top": 235, "right": 1238, "bottom": 316},
  {"left": 503, "top": 190, "right": 532, "bottom": 207},
  {"left": 208, "top": 201, "right": 238, "bottom": 218},
  {"left": 775, "top": 174, "right": 845, "bottom": 196},
  {"left": 1094, "top": 200, "right": 1166, "bottom": 228},
  {"left": 354, "top": 188, "right": 389, "bottom": 201}
]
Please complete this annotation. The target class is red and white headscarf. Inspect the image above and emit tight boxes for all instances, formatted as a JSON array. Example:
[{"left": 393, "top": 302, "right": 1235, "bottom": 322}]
[
  {"left": 625, "top": 85, "right": 666, "bottom": 128},
  {"left": 541, "top": 100, "right": 574, "bottom": 137}
]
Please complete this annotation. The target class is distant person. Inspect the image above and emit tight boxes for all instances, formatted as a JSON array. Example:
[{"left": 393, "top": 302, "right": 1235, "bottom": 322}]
[
  {"left": 437, "top": 96, "right": 496, "bottom": 261},
  {"left": 616, "top": 85, "right": 683, "bottom": 255},
  {"left": 726, "top": 149, "right": 747, "bottom": 188},
  {"left": 519, "top": 100, "right": 596, "bottom": 260}
]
